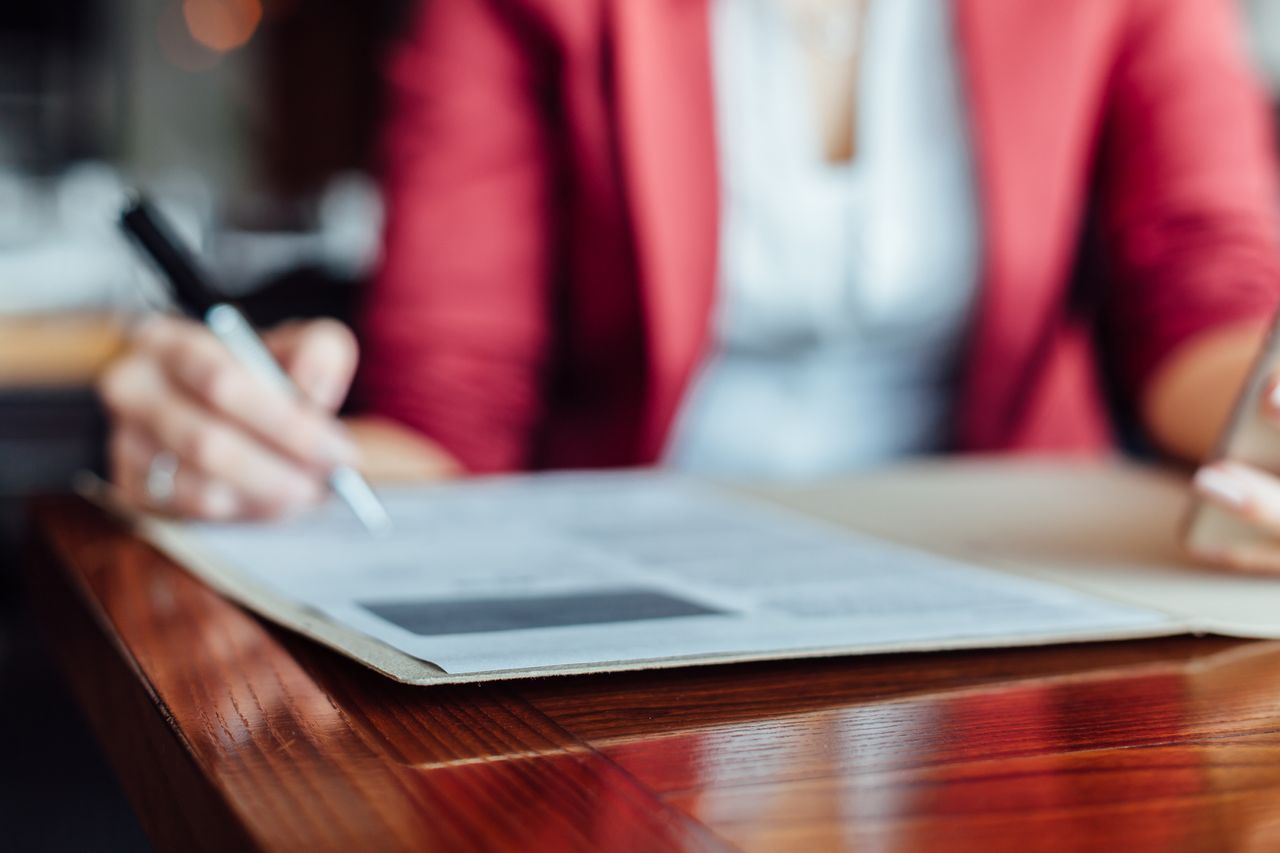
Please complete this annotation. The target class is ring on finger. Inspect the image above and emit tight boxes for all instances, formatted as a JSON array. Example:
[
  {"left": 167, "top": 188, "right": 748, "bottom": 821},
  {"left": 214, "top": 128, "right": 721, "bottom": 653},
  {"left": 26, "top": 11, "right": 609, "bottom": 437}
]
[{"left": 145, "top": 450, "right": 180, "bottom": 508}]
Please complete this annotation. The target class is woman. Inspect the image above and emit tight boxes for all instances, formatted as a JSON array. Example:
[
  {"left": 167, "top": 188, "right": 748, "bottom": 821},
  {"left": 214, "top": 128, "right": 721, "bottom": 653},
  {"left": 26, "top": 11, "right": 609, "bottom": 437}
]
[{"left": 102, "top": 0, "right": 1280, "bottom": 570}]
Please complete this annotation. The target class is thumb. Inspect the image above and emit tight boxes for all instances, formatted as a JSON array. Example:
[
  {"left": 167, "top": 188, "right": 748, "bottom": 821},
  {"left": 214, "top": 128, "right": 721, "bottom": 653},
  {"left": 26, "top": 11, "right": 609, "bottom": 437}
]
[{"left": 265, "top": 319, "right": 359, "bottom": 412}]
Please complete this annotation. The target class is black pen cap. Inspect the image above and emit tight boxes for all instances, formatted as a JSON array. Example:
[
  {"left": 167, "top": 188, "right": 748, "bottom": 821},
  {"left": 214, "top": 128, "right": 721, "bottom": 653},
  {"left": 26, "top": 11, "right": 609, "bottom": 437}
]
[{"left": 119, "top": 194, "right": 223, "bottom": 317}]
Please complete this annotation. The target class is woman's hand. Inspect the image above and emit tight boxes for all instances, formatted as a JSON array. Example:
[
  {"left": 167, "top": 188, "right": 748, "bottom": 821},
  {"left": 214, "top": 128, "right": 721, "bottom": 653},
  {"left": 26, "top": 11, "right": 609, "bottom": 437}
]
[
  {"left": 1187, "top": 455, "right": 1280, "bottom": 568},
  {"left": 99, "top": 315, "right": 458, "bottom": 522},
  {"left": 1143, "top": 321, "right": 1280, "bottom": 572},
  {"left": 1192, "top": 432, "right": 1280, "bottom": 574}
]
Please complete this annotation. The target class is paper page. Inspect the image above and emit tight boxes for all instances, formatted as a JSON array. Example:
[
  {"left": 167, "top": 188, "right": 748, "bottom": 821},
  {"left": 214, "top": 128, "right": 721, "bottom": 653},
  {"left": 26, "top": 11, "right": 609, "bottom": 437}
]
[
  {"left": 171, "top": 471, "right": 1174, "bottom": 677},
  {"left": 764, "top": 461, "right": 1280, "bottom": 639}
]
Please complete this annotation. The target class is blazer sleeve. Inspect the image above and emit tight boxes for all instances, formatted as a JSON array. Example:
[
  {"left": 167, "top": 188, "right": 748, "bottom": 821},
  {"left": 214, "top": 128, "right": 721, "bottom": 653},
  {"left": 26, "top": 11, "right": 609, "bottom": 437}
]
[
  {"left": 1099, "top": 0, "right": 1280, "bottom": 400},
  {"left": 358, "top": 0, "right": 557, "bottom": 473}
]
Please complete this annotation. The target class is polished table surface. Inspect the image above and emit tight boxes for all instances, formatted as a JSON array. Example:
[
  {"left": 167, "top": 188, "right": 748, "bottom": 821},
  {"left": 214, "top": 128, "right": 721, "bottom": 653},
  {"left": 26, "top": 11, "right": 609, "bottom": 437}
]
[{"left": 28, "top": 495, "right": 1280, "bottom": 852}]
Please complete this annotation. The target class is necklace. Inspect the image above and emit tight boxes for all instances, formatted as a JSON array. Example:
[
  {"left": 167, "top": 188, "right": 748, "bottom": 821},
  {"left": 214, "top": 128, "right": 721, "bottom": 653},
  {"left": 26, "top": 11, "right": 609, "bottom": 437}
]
[{"left": 779, "top": 0, "right": 867, "bottom": 62}]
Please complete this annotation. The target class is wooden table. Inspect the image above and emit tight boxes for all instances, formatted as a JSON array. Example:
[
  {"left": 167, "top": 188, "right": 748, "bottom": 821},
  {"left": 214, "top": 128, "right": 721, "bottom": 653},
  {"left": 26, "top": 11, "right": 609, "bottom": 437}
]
[{"left": 28, "top": 496, "right": 1280, "bottom": 852}]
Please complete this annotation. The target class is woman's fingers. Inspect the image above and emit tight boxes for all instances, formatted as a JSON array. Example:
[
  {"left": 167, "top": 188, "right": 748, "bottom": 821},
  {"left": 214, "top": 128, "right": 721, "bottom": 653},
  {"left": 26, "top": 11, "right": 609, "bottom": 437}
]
[
  {"left": 101, "top": 351, "right": 327, "bottom": 514},
  {"left": 265, "top": 319, "right": 359, "bottom": 412},
  {"left": 1261, "top": 375, "right": 1280, "bottom": 422},
  {"left": 132, "top": 316, "right": 359, "bottom": 471},
  {"left": 110, "top": 425, "right": 244, "bottom": 520},
  {"left": 1194, "top": 461, "right": 1280, "bottom": 531},
  {"left": 1191, "top": 379, "right": 1280, "bottom": 573},
  {"left": 97, "top": 315, "right": 366, "bottom": 522},
  {"left": 1191, "top": 461, "right": 1280, "bottom": 574}
]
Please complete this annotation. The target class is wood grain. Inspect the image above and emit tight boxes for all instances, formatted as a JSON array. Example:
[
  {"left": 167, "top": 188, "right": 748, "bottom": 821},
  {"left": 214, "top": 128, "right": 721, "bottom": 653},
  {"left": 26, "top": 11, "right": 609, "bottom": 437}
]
[{"left": 27, "top": 495, "right": 1280, "bottom": 851}]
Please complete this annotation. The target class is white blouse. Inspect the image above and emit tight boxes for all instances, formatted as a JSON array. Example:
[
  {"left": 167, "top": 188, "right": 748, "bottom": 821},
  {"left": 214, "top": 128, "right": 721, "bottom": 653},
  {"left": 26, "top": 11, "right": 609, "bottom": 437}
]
[{"left": 665, "top": 0, "right": 983, "bottom": 479}]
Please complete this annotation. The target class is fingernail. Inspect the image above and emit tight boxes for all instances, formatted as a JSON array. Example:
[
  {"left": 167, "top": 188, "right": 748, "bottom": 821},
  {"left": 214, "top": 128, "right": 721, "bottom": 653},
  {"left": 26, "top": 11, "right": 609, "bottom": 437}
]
[
  {"left": 1195, "top": 466, "right": 1249, "bottom": 509},
  {"left": 203, "top": 484, "right": 240, "bottom": 520},
  {"left": 1268, "top": 379, "right": 1280, "bottom": 414}
]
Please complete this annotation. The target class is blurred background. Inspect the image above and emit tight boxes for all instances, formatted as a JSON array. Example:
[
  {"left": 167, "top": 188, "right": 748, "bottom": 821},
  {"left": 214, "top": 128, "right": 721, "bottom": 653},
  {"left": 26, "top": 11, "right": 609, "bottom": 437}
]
[
  {"left": 0, "top": 2, "right": 409, "bottom": 849},
  {"left": 0, "top": 0, "right": 411, "bottom": 565},
  {"left": 2, "top": 1, "right": 1280, "bottom": 849}
]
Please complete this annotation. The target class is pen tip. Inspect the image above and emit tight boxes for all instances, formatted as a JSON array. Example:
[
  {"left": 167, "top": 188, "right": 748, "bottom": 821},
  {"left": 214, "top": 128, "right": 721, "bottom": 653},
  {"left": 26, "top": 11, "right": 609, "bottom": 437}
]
[
  {"left": 366, "top": 514, "right": 394, "bottom": 539},
  {"left": 329, "top": 466, "right": 394, "bottom": 537}
]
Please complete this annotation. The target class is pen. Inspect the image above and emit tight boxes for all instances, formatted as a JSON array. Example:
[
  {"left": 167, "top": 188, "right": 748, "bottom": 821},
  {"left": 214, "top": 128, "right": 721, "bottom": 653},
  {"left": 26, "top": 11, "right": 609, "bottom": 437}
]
[{"left": 118, "top": 194, "right": 393, "bottom": 536}]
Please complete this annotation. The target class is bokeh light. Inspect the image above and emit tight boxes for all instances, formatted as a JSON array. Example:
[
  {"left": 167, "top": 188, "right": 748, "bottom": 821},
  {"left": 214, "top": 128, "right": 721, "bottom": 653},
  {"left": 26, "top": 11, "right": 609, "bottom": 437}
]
[{"left": 182, "top": 0, "right": 264, "bottom": 53}]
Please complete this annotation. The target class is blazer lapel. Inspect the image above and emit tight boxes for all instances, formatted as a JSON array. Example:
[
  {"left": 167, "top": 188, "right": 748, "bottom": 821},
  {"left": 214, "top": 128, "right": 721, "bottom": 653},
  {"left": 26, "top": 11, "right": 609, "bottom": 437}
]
[
  {"left": 609, "top": 0, "right": 719, "bottom": 460},
  {"left": 607, "top": 0, "right": 1100, "bottom": 456},
  {"left": 951, "top": 0, "right": 1101, "bottom": 448}
]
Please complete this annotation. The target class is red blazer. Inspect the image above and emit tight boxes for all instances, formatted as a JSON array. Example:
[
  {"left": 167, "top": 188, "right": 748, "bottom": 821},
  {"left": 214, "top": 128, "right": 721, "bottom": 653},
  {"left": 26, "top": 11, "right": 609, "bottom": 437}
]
[{"left": 360, "top": 0, "right": 1280, "bottom": 474}]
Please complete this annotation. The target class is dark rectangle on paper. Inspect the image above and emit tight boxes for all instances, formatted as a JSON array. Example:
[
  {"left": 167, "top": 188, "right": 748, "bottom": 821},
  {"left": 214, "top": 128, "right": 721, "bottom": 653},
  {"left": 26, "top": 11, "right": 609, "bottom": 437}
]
[{"left": 362, "top": 589, "right": 723, "bottom": 636}]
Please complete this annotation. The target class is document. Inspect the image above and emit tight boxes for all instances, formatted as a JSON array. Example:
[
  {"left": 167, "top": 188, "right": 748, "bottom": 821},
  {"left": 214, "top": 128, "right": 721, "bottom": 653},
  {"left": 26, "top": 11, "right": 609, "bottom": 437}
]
[{"left": 140, "top": 471, "right": 1179, "bottom": 683}]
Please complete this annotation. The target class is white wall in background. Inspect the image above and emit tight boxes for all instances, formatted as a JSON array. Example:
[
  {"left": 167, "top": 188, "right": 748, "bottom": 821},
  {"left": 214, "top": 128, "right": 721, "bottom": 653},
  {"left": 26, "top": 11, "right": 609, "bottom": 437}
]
[{"left": 1244, "top": 0, "right": 1280, "bottom": 90}]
